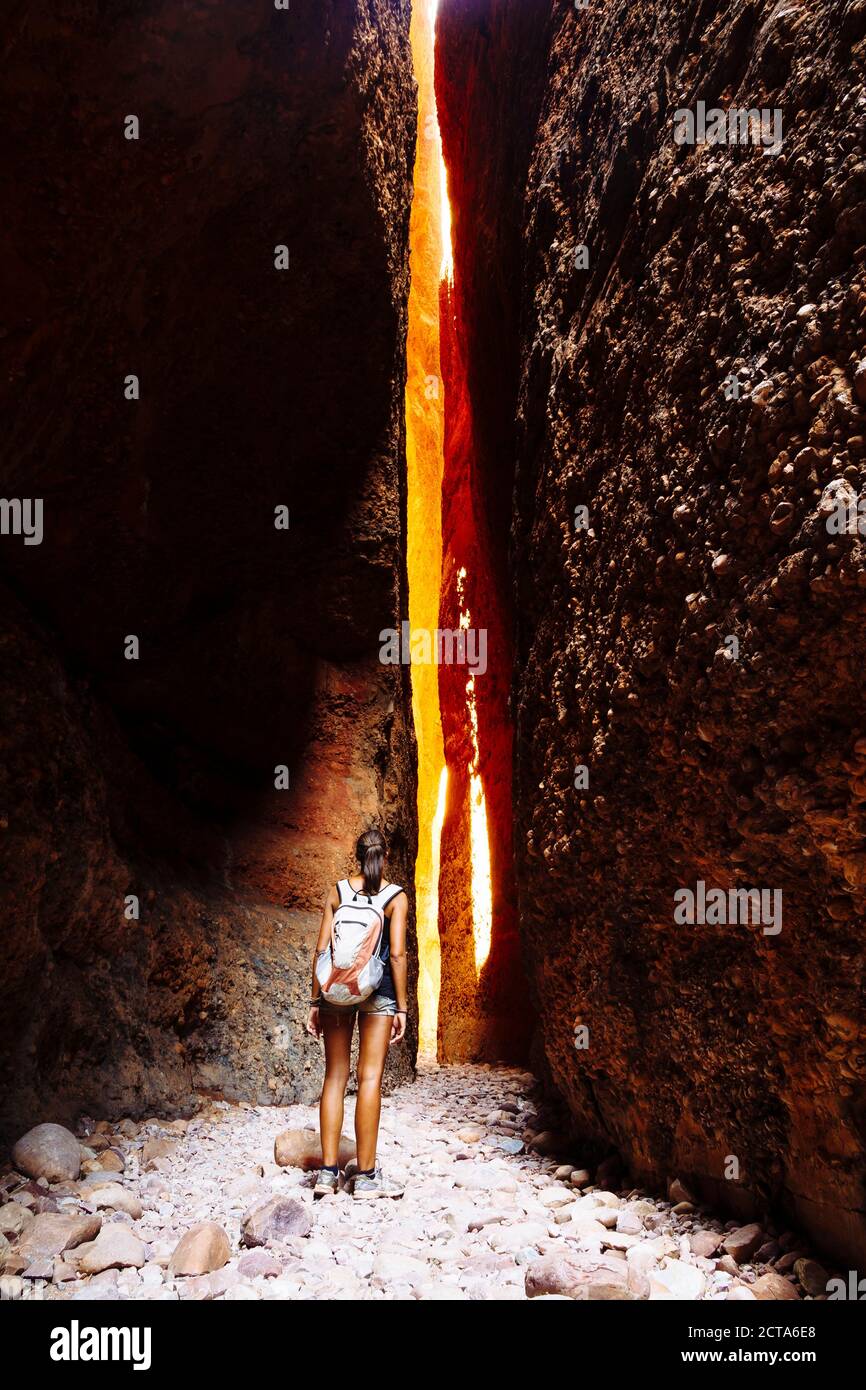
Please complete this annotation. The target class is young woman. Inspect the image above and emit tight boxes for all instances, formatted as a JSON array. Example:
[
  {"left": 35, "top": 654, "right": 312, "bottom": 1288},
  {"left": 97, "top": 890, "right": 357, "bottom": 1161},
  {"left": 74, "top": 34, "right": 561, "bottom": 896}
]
[{"left": 306, "top": 829, "right": 408, "bottom": 1198}]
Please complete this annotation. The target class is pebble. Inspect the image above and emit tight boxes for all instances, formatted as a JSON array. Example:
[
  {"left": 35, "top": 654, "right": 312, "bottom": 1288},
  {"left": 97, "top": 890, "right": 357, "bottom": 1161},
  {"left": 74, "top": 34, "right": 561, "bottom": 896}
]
[
  {"left": 237, "top": 1249, "right": 282, "bottom": 1279},
  {"left": 2, "top": 1064, "right": 834, "bottom": 1302}
]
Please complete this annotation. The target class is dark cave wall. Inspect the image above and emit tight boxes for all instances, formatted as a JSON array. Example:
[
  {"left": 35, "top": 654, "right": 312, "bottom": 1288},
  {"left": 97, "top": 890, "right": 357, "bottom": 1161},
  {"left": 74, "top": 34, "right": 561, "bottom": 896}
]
[
  {"left": 439, "top": 0, "right": 866, "bottom": 1265},
  {"left": 0, "top": 0, "right": 418, "bottom": 1140}
]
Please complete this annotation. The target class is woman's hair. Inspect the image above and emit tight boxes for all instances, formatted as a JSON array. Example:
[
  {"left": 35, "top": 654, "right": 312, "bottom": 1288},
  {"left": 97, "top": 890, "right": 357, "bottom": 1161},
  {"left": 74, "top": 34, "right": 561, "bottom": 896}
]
[{"left": 356, "top": 828, "right": 386, "bottom": 896}]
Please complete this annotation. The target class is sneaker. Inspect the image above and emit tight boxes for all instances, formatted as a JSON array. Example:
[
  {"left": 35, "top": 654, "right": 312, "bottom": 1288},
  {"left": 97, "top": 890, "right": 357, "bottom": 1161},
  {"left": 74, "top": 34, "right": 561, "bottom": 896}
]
[
  {"left": 351, "top": 1166, "right": 404, "bottom": 1200},
  {"left": 313, "top": 1167, "right": 340, "bottom": 1197}
]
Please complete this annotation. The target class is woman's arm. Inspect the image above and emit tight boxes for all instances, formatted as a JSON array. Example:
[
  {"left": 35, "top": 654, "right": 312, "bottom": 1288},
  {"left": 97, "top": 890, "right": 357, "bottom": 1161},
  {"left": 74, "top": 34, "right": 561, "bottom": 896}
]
[
  {"left": 387, "top": 892, "right": 409, "bottom": 1044},
  {"left": 306, "top": 886, "right": 338, "bottom": 1038}
]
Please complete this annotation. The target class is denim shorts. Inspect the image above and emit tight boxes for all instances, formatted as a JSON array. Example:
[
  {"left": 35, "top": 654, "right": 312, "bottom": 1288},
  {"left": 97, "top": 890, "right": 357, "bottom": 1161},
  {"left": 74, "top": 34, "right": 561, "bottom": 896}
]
[{"left": 318, "top": 991, "right": 397, "bottom": 1018}]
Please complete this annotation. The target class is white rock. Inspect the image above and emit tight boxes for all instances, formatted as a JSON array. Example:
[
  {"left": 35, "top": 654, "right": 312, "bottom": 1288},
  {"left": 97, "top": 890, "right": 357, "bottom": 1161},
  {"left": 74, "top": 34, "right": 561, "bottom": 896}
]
[
  {"left": 649, "top": 1259, "right": 706, "bottom": 1301},
  {"left": 487, "top": 1222, "right": 549, "bottom": 1253}
]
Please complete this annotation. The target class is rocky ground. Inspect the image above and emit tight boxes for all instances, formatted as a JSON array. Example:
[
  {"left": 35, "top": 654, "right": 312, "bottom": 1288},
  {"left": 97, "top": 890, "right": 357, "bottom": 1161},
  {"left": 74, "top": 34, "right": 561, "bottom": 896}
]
[{"left": 0, "top": 1062, "right": 839, "bottom": 1302}]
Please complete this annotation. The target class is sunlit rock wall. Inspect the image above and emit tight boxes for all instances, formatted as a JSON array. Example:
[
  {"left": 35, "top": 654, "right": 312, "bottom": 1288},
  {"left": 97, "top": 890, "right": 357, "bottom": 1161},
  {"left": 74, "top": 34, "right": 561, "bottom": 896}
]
[{"left": 440, "top": 0, "right": 866, "bottom": 1266}]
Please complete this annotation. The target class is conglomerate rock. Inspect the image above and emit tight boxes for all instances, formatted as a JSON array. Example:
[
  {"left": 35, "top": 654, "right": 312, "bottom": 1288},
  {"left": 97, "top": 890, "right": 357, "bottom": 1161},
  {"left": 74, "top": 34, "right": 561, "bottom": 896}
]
[
  {"left": 438, "top": 0, "right": 866, "bottom": 1265},
  {"left": 0, "top": 0, "right": 417, "bottom": 1139}
]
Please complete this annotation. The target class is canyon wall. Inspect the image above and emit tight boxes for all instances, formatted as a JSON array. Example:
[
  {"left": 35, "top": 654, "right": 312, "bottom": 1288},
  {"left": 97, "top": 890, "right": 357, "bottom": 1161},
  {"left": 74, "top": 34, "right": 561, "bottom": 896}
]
[
  {"left": 439, "top": 0, "right": 866, "bottom": 1265},
  {"left": 0, "top": 0, "right": 417, "bottom": 1141},
  {"left": 434, "top": 1, "right": 548, "bottom": 1062}
]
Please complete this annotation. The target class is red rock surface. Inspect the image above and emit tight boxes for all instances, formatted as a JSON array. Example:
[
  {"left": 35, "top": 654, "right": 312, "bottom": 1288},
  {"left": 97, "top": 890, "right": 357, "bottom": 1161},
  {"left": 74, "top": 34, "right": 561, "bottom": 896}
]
[
  {"left": 434, "top": 2, "right": 546, "bottom": 1063},
  {"left": 438, "top": 0, "right": 866, "bottom": 1266},
  {"left": 0, "top": 0, "right": 417, "bottom": 1140}
]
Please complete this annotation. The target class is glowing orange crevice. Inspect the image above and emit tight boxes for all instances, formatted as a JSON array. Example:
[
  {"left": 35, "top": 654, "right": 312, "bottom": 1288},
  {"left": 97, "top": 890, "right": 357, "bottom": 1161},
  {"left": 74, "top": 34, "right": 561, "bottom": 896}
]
[
  {"left": 407, "top": 0, "right": 492, "bottom": 1049},
  {"left": 406, "top": 0, "right": 448, "bottom": 1054}
]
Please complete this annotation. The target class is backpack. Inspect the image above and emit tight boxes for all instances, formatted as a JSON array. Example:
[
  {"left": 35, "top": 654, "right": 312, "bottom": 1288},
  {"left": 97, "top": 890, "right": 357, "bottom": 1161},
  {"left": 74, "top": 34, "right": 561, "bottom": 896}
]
[{"left": 315, "top": 879, "right": 403, "bottom": 1005}]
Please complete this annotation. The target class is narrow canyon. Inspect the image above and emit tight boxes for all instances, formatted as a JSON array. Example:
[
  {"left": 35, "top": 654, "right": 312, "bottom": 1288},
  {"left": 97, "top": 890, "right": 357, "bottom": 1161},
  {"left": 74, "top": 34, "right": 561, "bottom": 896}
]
[{"left": 1, "top": 0, "right": 865, "bottom": 1304}]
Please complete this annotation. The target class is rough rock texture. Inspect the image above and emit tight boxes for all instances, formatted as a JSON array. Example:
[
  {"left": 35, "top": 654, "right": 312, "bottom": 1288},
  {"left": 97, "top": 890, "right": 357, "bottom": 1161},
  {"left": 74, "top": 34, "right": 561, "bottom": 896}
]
[
  {"left": 0, "top": 0, "right": 417, "bottom": 1140},
  {"left": 438, "top": 0, "right": 866, "bottom": 1265}
]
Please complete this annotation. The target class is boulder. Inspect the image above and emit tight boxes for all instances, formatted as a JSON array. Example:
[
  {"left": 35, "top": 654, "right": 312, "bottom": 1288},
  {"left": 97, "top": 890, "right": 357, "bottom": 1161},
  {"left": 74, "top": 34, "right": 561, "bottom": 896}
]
[
  {"left": 372, "top": 1251, "right": 430, "bottom": 1287},
  {"left": 751, "top": 1272, "right": 801, "bottom": 1301},
  {"left": 142, "top": 1137, "right": 177, "bottom": 1169},
  {"left": 689, "top": 1230, "right": 722, "bottom": 1258},
  {"left": 88, "top": 1184, "right": 143, "bottom": 1219},
  {"left": 722, "top": 1224, "right": 764, "bottom": 1264},
  {"left": 241, "top": 1197, "right": 311, "bottom": 1247},
  {"left": 793, "top": 1258, "right": 830, "bottom": 1297},
  {"left": 527, "top": 1131, "right": 565, "bottom": 1157},
  {"left": 0, "top": 1203, "right": 34, "bottom": 1241},
  {"left": 273, "top": 1128, "right": 356, "bottom": 1171},
  {"left": 12, "top": 1124, "right": 81, "bottom": 1183},
  {"left": 168, "top": 1223, "right": 231, "bottom": 1276},
  {"left": 77, "top": 1226, "right": 146, "bottom": 1274},
  {"left": 17, "top": 1212, "right": 101, "bottom": 1263},
  {"left": 83, "top": 1149, "right": 125, "bottom": 1174},
  {"left": 648, "top": 1260, "right": 706, "bottom": 1301},
  {"left": 525, "top": 1251, "right": 630, "bottom": 1300},
  {"left": 668, "top": 1178, "right": 696, "bottom": 1205}
]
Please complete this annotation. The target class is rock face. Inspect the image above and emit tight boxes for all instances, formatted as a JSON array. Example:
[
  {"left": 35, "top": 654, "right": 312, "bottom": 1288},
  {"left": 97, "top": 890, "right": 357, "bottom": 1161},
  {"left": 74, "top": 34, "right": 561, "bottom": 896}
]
[
  {"left": 438, "top": 0, "right": 866, "bottom": 1265},
  {"left": 0, "top": 1, "right": 417, "bottom": 1138}
]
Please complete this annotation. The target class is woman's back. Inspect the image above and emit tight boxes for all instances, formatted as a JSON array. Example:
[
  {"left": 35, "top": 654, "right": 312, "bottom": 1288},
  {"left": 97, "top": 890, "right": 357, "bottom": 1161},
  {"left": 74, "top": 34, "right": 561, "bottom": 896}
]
[{"left": 339, "top": 875, "right": 403, "bottom": 967}]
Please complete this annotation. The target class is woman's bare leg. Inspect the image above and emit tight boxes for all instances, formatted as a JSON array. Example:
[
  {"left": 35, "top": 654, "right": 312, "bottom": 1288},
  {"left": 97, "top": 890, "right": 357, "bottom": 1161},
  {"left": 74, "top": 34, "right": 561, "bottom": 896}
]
[
  {"left": 355, "top": 1014, "right": 392, "bottom": 1171},
  {"left": 319, "top": 1010, "right": 353, "bottom": 1166}
]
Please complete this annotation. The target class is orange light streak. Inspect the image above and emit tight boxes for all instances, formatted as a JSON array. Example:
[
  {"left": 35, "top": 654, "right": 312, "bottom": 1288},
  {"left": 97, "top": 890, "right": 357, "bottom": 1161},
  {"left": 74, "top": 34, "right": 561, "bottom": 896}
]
[
  {"left": 406, "top": 0, "right": 450, "bottom": 1053},
  {"left": 457, "top": 566, "right": 493, "bottom": 974}
]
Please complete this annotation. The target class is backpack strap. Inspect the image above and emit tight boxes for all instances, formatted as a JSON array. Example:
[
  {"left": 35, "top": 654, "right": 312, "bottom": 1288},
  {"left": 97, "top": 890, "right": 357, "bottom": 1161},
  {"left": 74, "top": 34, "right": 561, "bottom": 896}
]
[{"left": 379, "top": 884, "right": 404, "bottom": 913}]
